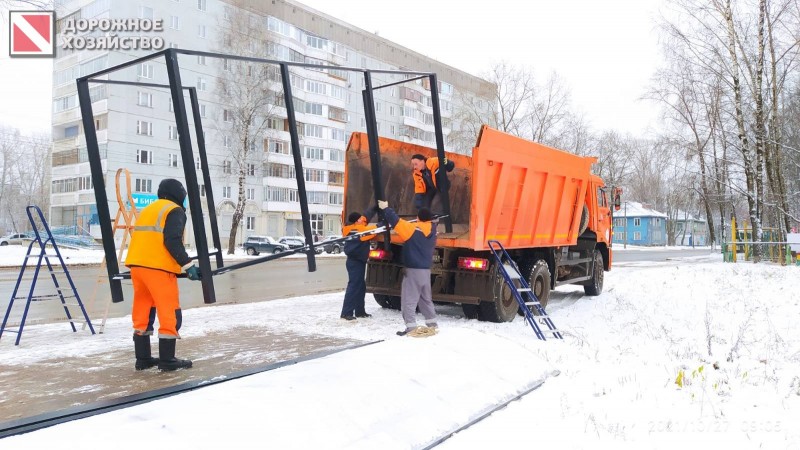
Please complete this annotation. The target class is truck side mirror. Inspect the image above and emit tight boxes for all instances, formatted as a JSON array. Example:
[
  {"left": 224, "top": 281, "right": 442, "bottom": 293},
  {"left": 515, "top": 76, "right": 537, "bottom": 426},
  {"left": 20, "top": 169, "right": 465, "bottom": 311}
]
[{"left": 613, "top": 188, "right": 622, "bottom": 211}]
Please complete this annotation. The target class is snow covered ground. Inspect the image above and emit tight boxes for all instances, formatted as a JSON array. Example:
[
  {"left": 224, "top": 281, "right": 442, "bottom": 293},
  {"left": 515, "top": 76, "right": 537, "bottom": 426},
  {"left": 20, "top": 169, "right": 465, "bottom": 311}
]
[{"left": 2, "top": 252, "right": 799, "bottom": 448}]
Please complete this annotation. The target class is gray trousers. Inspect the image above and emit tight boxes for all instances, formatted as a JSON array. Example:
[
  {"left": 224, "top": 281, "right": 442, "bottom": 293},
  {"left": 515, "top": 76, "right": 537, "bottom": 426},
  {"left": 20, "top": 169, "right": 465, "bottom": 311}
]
[{"left": 401, "top": 268, "right": 437, "bottom": 329}]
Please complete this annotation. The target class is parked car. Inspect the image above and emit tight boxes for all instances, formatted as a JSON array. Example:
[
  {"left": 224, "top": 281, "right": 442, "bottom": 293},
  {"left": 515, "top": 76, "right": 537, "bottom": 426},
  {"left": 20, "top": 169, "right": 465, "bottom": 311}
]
[
  {"left": 279, "top": 236, "right": 324, "bottom": 254},
  {"left": 320, "top": 235, "right": 343, "bottom": 254},
  {"left": 242, "top": 236, "right": 289, "bottom": 256},
  {"left": 0, "top": 233, "right": 28, "bottom": 246}
]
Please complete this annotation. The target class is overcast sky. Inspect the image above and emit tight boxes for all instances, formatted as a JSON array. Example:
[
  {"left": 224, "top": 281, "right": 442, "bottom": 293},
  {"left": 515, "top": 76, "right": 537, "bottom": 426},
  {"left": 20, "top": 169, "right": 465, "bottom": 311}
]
[{"left": 0, "top": 0, "right": 665, "bottom": 135}]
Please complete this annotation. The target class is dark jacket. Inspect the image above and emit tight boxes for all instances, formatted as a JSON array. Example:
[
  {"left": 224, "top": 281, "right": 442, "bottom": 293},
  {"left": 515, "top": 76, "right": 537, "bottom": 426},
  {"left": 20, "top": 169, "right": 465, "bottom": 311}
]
[
  {"left": 384, "top": 207, "right": 436, "bottom": 269},
  {"left": 158, "top": 179, "right": 191, "bottom": 267}
]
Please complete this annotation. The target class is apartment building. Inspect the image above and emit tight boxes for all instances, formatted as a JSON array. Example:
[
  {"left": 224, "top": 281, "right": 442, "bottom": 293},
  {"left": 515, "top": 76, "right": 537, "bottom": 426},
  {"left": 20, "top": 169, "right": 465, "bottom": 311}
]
[{"left": 50, "top": 0, "right": 494, "bottom": 247}]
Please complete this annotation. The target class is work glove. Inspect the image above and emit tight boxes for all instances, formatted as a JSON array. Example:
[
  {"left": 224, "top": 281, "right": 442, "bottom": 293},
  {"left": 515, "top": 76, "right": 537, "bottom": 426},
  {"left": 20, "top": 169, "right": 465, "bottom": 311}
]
[
  {"left": 378, "top": 200, "right": 389, "bottom": 209},
  {"left": 443, "top": 158, "right": 455, "bottom": 172},
  {"left": 186, "top": 265, "right": 202, "bottom": 281}
]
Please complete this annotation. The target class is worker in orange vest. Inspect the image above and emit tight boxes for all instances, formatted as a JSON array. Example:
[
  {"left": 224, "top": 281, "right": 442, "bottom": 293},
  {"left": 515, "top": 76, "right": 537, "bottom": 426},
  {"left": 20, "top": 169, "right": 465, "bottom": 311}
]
[
  {"left": 125, "top": 179, "right": 200, "bottom": 371},
  {"left": 340, "top": 206, "right": 378, "bottom": 320},
  {"left": 411, "top": 154, "right": 454, "bottom": 210}
]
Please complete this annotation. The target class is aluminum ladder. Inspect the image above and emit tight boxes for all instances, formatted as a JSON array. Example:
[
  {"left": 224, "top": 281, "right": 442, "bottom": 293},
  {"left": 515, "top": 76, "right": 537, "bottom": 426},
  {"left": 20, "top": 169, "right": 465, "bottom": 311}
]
[
  {"left": 0, "top": 205, "right": 95, "bottom": 345},
  {"left": 487, "top": 240, "right": 562, "bottom": 340}
]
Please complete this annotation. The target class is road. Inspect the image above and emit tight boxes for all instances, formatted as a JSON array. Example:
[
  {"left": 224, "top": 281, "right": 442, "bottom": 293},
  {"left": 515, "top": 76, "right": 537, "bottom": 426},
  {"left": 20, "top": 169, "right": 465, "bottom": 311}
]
[
  {"left": 613, "top": 247, "right": 716, "bottom": 263},
  {"left": 0, "top": 256, "right": 348, "bottom": 328},
  {"left": 1, "top": 247, "right": 718, "bottom": 328}
]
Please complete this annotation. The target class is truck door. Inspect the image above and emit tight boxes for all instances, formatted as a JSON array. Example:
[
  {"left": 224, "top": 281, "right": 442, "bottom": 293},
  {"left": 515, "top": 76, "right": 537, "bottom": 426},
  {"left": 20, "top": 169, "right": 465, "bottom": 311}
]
[{"left": 596, "top": 185, "right": 612, "bottom": 245}]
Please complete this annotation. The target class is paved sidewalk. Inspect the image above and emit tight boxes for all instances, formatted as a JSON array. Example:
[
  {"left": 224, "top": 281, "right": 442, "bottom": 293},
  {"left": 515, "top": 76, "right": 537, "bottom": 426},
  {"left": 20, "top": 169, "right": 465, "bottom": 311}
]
[{"left": 0, "top": 326, "right": 359, "bottom": 423}]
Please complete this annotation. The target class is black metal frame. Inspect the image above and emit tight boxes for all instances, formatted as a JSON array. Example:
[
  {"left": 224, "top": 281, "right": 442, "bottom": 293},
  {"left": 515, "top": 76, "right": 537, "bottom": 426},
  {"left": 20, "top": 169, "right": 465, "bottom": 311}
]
[{"left": 77, "top": 48, "right": 451, "bottom": 304}]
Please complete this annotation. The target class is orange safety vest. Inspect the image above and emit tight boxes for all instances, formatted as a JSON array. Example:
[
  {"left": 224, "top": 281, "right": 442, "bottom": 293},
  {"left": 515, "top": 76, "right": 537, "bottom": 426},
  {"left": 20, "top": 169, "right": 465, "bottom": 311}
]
[
  {"left": 125, "top": 199, "right": 182, "bottom": 273},
  {"left": 412, "top": 158, "right": 442, "bottom": 194}
]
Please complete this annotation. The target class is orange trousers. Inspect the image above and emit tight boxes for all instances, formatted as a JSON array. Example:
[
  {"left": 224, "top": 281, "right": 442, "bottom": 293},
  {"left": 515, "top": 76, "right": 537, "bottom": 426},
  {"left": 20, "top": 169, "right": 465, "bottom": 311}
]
[{"left": 131, "top": 266, "right": 182, "bottom": 338}]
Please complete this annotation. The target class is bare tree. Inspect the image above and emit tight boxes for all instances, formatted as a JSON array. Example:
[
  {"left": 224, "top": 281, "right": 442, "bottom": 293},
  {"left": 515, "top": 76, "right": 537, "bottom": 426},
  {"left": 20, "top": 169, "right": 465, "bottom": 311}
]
[
  {"left": 481, "top": 61, "right": 537, "bottom": 136},
  {"left": 216, "top": 9, "right": 283, "bottom": 254}
]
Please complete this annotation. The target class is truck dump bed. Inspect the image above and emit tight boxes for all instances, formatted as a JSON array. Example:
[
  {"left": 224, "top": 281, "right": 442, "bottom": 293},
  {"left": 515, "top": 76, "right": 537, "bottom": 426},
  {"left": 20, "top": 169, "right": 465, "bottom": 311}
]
[{"left": 343, "top": 125, "right": 596, "bottom": 251}]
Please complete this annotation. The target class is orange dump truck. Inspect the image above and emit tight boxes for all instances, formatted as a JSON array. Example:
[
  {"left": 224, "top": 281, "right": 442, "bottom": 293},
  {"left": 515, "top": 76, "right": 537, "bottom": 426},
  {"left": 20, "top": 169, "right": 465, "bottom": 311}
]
[{"left": 343, "top": 125, "right": 615, "bottom": 322}]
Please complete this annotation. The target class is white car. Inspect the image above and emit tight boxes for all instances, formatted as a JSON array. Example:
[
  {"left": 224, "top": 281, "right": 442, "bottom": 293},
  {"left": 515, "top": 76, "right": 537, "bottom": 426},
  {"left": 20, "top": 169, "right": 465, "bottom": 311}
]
[{"left": 0, "top": 233, "right": 28, "bottom": 246}]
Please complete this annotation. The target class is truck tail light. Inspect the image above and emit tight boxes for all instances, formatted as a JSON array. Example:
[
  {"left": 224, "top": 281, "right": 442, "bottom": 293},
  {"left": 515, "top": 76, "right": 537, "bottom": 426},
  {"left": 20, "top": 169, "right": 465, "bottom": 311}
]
[
  {"left": 458, "top": 257, "right": 489, "bottom": 271},
  {"left": 369, "top": 249, "right": 391, "bottom": 260}
]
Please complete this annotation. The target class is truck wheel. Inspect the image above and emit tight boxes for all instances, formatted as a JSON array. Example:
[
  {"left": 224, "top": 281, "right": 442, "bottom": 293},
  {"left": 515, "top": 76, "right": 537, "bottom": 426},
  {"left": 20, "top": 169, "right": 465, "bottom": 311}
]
[
  {"left": 478, "top": 266, "right": 520, "bottom": 323},
  {"left": 579, "top": 204, "right": 589, "bottom": 235},
  {"left": 522, "top": 260, "right": 551, "bottom": 315},
  {"left": 374, "top": 294, "right": 401, "bottom": 310},
  {"left": 462, "top": 304, "right": 479, "bottom": 319},
  {"left": 332, "top": 245, "right": 341, "bottom": 254},
  {"left": 584, "top": 250, "right": 604, "bottom": 296}
]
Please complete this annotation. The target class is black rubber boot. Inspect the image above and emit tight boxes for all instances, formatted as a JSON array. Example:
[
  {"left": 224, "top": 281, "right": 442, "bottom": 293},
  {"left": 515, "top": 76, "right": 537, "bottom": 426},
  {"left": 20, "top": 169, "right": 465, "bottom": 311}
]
[
  {"left": 157, "top": 338, "right": 192, "bottom": 371},
  {"left": 133, "top": 334, "right": 159, "bottom": 370}
]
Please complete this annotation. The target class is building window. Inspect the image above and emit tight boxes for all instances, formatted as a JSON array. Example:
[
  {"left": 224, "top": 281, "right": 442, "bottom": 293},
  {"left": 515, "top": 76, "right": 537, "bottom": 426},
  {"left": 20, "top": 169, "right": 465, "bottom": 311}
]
[
  {"left": 135, "top": 178, "right": 152, "bottom": 193},
  {"left": 331, "top": 128, "right": 346, "bottom": 142},
  {"left": 223, "top": 160, "right": 232, "bottom": 174},
  {"left": 329, "top": 149, "right": 344, "bottom": 162},
  {"left": 168, "top": 153, "right": 179, "bottom": 167},
  {"left": 197, "top": 77, "right": 207, "bottom": 91},
  {"left": 194, "top": 156, "right": 201, "bottom": 170},
  {"left": 634, "top": 232, "right": 641, "bottom": 241},
  {"left": 168, "top": 126, "right": 179, "bottom": 140},
  {"left": 390, "top": 125, "right": 396, "bottom": 136},
  {"left": 304, "top": 168, "right": 326, "bottom": 183},
  {"left": 222, "top": 186, "right": 231, "bottom": 198},
  {"left": 634, "top": 218, "right": 641, "bottom": 227},
  {"left": 304, "top": 124, "right": 323, "bottom": 138},
  {"left": 137, "top": 91, "right": 152, "bottom": 107},
  {"left": 303, "top": 146, "right": 324, "bottom": 160},
  {"left": 136, "top": 149, "right": 153, "bottom": 164},
  {"left": 137, "top": 63, "right": 153, "bottom": 79},
  {"left": 136, "top": 121, "right": 153, "bottom": 136},
  {"left": 223, "top": 109, "right": 233, "bottom": 122},
  {"left": 200, "top": 103, "right": 207, "bottom": 117},
  {"left": 304, "top": 102, "right": 323, "bottom": 115},
  {"left": 246, "top": 188, "right": 255, "bottom": 200},
  {"left": 269, "top": 140, "right": 288, "bottom": 155},
  {"left": 223, "top": 58, "right": 231, "bottom": 71},
  {"left": 197, "top": 0, "right": 207, "bottom": 10},
  {"left": 247, "top": 163, "right": 256, "bottom": 176},
  {"left": 169, "top": 15, "right": 180, "bottom": 30},
  {"left": 198, "top": 24, "right": 206, "bottom": 38},
  {"left": 389, "top": 105, "right": 395, "bottom": 116},
  {"left": 329, "top": 192, "right": 343, "bottom": 205},
  {"left": 168, "top": 98, "right": 173, "bottom": 112},
  {"left": 197, "top": 55, "right": 206, "bottom": 65},
  {"left": 328, "top": 171, "right": 344, "bottom": 185},
  {"left": 246, "top": 216, "right": 255, "bottom": 231}
]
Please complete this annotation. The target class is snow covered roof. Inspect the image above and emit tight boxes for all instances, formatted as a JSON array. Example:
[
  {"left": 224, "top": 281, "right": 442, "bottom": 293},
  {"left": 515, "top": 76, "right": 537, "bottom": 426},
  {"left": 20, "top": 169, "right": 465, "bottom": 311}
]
[
  {"left": 675, "top": 210, "right": 706, "bottom": 223},
  {"left": 616, "top": 201, "right": 667, "bottom": 218}
]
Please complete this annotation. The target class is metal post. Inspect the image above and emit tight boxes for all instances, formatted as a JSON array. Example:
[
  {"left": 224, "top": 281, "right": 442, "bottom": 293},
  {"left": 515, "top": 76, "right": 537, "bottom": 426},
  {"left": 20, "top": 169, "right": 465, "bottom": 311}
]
[
  {"left": 77, "top": 79, "right": 124, "bottom": 302},
  {"left": 428, "top": 74, "right": 453, "bottom": 233},
  {"left": 280, "top": 63, "right": 317, "bottom": 271},
  {"left": 188, "top": 88, "right": 223, "bottom": 269},
  {"left": 362, "top": 72, "right": 392, "bottom": 248},
  {"left": 163, "top": 49, "right": 216, "bottom": 304}
]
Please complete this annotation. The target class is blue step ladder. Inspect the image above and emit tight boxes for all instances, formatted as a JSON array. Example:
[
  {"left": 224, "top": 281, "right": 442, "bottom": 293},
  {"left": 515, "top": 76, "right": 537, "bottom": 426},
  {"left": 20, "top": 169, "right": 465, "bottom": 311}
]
[
  {"left": 0, "top": 206, "right": 95, "bottom": 345},
  {"left": 487, "top": 240, "right": 562, "bottom": 340}
]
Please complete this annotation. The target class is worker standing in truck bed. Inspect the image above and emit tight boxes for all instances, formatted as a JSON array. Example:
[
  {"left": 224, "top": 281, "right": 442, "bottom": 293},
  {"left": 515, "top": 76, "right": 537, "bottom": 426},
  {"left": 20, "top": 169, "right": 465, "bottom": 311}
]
[{"left": 411, "top": 154, "right": 454, "bottom": 211}]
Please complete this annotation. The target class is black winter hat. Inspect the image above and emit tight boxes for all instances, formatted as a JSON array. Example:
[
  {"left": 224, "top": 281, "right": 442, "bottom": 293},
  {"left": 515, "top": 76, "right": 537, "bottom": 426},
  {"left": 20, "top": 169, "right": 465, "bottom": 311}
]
[
  {"left": 347, "top": 212, "right": 362, "bottom": 224},
  {"left": 158, "top": 178, "right": 187, "bottom": 207}
]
